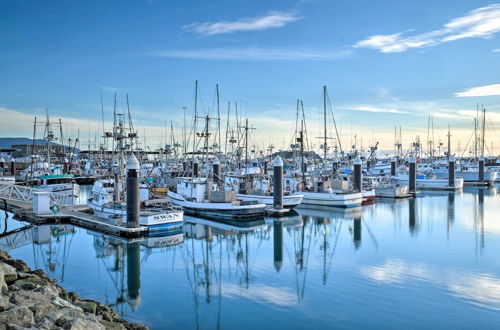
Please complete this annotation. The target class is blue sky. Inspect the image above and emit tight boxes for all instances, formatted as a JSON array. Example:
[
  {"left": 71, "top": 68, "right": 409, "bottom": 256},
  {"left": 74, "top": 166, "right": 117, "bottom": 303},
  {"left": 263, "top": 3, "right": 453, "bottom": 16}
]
[{"left": 1, "top": 0, "right": 500, "bottom": 153}]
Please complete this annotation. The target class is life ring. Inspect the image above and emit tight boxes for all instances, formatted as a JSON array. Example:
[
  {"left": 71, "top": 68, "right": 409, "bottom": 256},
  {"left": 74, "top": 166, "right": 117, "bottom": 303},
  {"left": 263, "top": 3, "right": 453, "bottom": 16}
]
[{"left": 286, "top": 186, "right": 290, "bottom": 192}]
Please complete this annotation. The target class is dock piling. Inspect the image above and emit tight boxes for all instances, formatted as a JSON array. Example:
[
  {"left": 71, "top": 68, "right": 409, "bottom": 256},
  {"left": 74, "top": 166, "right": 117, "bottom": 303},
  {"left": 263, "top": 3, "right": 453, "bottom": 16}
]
[
  {"left": 409, "top": 156, "right": 416, "bottom": 193},
  {"left": 479, "top": 156, "right": 485, "bottom": 183},
  {"left": 391, "top": 158, "right": 396, "bottom": 176},
  {"left": 448, "top": 156, "right": 455, "bottom": 188},
  {"left": 126, "top": 154, "right": 140, "bottom": 228},
  {"left": 273, "top": 156, "right": 284, "bottom": 210},
  {"left": 353, "top": 155, "right": 362, "bottom": 192}
]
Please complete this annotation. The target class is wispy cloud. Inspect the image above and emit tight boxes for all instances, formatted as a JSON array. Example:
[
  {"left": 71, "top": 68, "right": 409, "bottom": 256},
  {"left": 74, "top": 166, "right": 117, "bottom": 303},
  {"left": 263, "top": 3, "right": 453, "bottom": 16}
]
[
  {"left": 356, "top": 4, "right": 500, "bottom": 53},
  {"left": 183, "top": 11, "right": 301, "bottom": 36},
  {"left": 455, "top": 84, "right": 500, "bottom": 97},
  {"left": 342, "top": 105, "right": 410, "bottom": 115},
  {"left": 148, "top": 47, "right": 352, "bottom": 61},
  {"left": 493, "top": 48, "right": 500, "bottom": 52}
]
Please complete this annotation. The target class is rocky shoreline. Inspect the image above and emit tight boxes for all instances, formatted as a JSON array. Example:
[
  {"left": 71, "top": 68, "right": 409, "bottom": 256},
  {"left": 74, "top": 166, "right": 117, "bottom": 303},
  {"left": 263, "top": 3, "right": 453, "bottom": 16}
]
[{"left": 0, "top": 250, "right": 148, "bottom": 330}]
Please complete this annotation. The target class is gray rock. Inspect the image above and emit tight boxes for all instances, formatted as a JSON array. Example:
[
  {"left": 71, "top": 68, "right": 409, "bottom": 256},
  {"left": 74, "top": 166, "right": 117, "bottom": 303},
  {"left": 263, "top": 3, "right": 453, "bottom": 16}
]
[
  {"left": 45, "top": 308, "right": 105, "bottom": 330},
  {"left": 0, "top": 306, "right": 34, "bottom": 329},
  {"left": 9, "top": 291, "right": 58, "bottom": 315},
  {"left": 0, "top": 262, "right": 7, "bottom": 294},
  {"left": 4, "top": 259, "right": 30, "bottom": 273},
  {"left": 75, "top": 301, "right": 97, "bottom": 315},
  {"left": 50, "top": 296, "right": 82, "bottom": 312},
  {"left": 0, "top": 250, "right": 10, "bottom": 261},
  {"left": 0, "top": 262, "right": 17, "bottom": 284},
  {"left": 99, "top": 319, "right": 127, "bottom": 330}
]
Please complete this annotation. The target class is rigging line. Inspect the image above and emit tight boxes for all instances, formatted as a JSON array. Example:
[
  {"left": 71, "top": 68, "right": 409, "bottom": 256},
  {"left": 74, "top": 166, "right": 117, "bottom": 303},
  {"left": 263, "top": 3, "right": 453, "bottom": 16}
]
[
  {"left": 324, "top": 221, "right": 343, "bottom": 283},
  {"left": 326, "top": 89, "right": 343, "bottom": 154}
]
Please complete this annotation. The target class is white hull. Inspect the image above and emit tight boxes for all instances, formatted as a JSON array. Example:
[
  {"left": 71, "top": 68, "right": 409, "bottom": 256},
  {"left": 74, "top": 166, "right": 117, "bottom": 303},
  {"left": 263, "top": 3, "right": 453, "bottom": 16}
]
[
  {"left": 375, "top": 185, "right": 411, "bottom": 198},
  {"left": 236, "top": 193, "right": 303, "bottom": 209},
  {"left": 38, "top": 183, "right": 80, "bottom": 205},
  {"left": 87, "top": 199, "right": 183, "bottom": 231},
  {"left": 392, "top": 176, "right": 464, "bottom": 190},
  {"left": 299, "top": 191, "right": 362, "bottom": 208},
  {"left": 168, "top": 191, "right": 267, "bottom": 220}
]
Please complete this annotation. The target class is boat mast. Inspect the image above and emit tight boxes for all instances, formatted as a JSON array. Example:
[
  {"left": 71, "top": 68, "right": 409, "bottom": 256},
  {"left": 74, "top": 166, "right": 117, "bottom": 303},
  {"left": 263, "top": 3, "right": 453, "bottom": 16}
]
[
  {"left": 216, "top": 84, "right": 221, "bottom": 155},
  {"left": 481, "top": 106, "right": 486, "bottom": 157},
  {"left": 193, "top": 80, "right": 198, "bottom": 157},
  {"left": 323, "top": 86, "right": 327, "bottom": 162},
  {"left": 447, "top": 125, "right": 451, "bottom": 160},
  {"left": 300, "top": 119, "right": 305, "bottom": 186},
  {"left": 224, "top": 102, "right": 230, "bottom": 155}
]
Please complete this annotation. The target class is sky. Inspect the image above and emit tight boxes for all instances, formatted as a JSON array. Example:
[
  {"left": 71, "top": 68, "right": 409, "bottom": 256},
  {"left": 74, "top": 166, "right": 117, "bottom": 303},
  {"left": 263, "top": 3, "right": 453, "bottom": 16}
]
[{"left": 1, "top": 0, "right": 500, "bottom": 155}]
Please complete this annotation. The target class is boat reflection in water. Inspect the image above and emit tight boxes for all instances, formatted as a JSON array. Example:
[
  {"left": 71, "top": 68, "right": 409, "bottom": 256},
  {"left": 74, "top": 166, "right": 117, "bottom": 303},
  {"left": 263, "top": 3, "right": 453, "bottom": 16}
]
[
  {"left": 90, "top": 227, "right": 184, "bottom": 314},
  {"left": 2, "top": 184, "right": 500, "bottom": 329}
]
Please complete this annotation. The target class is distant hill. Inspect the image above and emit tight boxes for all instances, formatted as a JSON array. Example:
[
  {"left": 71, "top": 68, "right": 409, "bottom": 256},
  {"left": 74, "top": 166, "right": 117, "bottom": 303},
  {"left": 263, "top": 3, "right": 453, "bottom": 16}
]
[{"left": 0, "top": 137, "right": 75, "bottom": 150}]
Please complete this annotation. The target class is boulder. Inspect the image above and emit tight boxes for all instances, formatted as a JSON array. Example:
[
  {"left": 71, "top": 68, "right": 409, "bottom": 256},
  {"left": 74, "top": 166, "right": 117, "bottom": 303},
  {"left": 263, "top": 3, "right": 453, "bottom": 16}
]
[
  {"left": 0, "top": 262, "right": 17, "bottom": 284},
  {"left": 75, "top": 301, "right": 97, "bottom": 315},
  {"left": 45, "top": 308, "right": 105, "bottom": 330},
  {"left": 99, "top": 319, "right": 127, "bottom": 330},
  {"left": 9, "top": 291, "right": 58, "bottom": 315},
  {"left": 4, "top": 259, "right": 30, "bottom": 273},
  {"left": 0, "top": 306, "right": 34, "bottom": 329}
]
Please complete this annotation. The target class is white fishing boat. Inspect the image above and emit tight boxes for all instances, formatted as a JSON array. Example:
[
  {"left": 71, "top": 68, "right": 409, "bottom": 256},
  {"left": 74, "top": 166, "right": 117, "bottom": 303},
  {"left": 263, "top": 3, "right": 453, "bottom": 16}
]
[
  {"left": 391, "top": 173, "right": 464, "bottom": 190},
  {"left": 88, "top": 178, "right": 184, "bottom": 232},
  {"left": 236, "top": 192, "right": 304, "bottom": 209},
  {"left": 432, "top": 162, "right": 497, "bottom": 183},
  {"left": 168, "top": 177, "right": 267, "bottom": 221},
  {"left": 300, "top": 191, "right": 363, "bottom": 208},
  {"left": 375, "top": 184, "right": 412, "bottom": 198}
]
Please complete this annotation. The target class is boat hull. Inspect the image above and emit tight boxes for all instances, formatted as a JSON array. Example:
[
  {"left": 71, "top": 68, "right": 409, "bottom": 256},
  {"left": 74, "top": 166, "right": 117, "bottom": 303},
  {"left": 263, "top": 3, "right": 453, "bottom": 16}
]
[
  {"left": 87, "top": 199, "right": 183, "bottom": 231},
  {"left": 168, "top": 191, "right": 267, "bottom": 221},
  {"left": 299, "top": 192, "right": 363, "bottom": 208},
  {"left": 236, "top": 193, "right": 303, "bottom": 209},
  {"left": 391, "top": 176, "right": 464, "bottom": 190}
]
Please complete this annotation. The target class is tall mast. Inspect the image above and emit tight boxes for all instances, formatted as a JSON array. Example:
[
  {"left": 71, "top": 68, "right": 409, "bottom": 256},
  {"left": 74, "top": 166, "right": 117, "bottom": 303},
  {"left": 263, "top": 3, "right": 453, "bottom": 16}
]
[
  {"left": 245, "top": 118, "right": 249, "bottom": 174},
  {"left": 193, "top": 80, "right": 198, "bottom": 156},
  {"left": 183, "top": 106, "right": 187, "bottom": 155},
  {"left": 481, "top": 106, "right": 486, "bottom": 157},
  {"left": 216, "top": 84, "right": 221, "bottom": 155},
  {"left": 323, "top": 85, "right": 327, "bottom": 161},
  {"left": 225, "top": 102, "right": 230, "bottom": 155},
  {"left": 447, "top": 125, "right": 451, "bottom": 160},
  {"left": 300, "top": 119, "right": 305, "bottom": 186},
  {"left": 100, "top": 89, "right": 105, "bottom": 150}
]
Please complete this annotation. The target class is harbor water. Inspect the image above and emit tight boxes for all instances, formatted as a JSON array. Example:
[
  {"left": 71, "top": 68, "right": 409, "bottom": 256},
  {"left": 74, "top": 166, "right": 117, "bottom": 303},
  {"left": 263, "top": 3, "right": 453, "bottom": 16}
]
[{"left": 1, "top": 186, "right": 500, "bottom": 329}]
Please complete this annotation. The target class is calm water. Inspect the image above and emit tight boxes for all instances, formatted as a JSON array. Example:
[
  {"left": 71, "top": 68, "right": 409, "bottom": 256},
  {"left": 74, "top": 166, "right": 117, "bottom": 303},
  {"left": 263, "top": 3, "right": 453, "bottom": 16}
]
[{"left": 1, "top": 186, "right": 500, "bottom": 329}]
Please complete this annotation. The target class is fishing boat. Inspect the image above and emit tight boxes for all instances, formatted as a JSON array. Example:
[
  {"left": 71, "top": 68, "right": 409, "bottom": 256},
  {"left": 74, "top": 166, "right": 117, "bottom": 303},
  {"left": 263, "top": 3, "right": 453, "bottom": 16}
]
[
  {"left": 237, "top": 192, "right": 304, "bottom": 209},
  {"left": 167, "top": 177, "right": 267, "bottom": 221},
  {"left": 300, "top": 190, "right": 363, "bottom": 208},
  {"left": 375, "top": 184, "right": 412, "bottom": 198},
  {"left": 391, "top": 172, "right": 464, "bottom": 190},
  {"left": 88, "top": 178, "right": 183, "bottom": 232},
  {"left": 225, "top": 174, "right": 304, "bottom": 209},
  {"left": 87, "top": 106, "right": 183, "bottom": 232}
]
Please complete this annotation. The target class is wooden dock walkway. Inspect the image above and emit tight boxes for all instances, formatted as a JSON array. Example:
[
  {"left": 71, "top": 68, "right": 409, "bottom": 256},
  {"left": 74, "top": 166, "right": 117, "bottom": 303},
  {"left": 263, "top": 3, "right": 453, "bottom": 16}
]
[{"left": 2, "top": 198, "right": 147, "bottom": 238}]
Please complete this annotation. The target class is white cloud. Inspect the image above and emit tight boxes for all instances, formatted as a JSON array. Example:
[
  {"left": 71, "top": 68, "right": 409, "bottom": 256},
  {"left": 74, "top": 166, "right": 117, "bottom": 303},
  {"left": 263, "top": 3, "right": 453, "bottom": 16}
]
[
  {"left": 148, "top": 47, "right": 352, "bottom": 61},
  {"left": 362, "top": 260, "right": 500, "bottom": 311},
  {"left": 361, "top": 259, "right": 436, "bottom": 284},
  {"left": 222, "top": 283, "right": 297, "bottom": 306},
  {"left": 493, "top": 48, "right": 500, "bottom": 52},
  {"left": 183, "top": 11, "right": 301, "bottom": 36},
  {"left": 448, "top": 274, "right": 500, "bottom": 311},
  {"left": 342, "top": 106, "right": 410, "bottom": 115},
  {"left": 454, "top": 84, "right": 500, "bottom": 97},
  {"left": 356, "top": 4, "right": 500, "bottom": 53}
]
